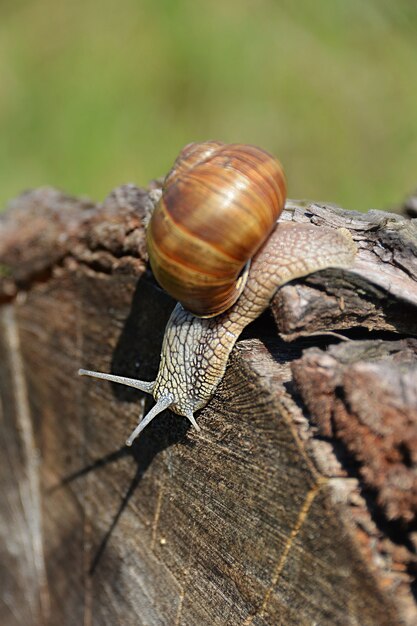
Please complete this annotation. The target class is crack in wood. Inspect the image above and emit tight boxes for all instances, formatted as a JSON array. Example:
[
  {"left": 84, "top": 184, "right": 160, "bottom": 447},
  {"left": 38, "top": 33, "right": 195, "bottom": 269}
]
[
  {"left": 151, "top": 482, "right": 165, "bottom": 551},
  {"left": 76, "top": 283, "right": 93, "bottom": 626},
  {"left": 242, "top": 480, "right": 323, "bottom": 626},
  {"left": 1, "top": 305, "right": 50, "bottom": 621},
  {"left": 174, "top": 572, "right": 188, "bottom": 626},
  {"left": 174, "top": 520, "right": 200, "bottom": 626},
  {"left": 83, "top": 515, "right": 93, "bottom": 626},
  {"left": 274, "top": 394, "right": 321, "bottom": 481}
]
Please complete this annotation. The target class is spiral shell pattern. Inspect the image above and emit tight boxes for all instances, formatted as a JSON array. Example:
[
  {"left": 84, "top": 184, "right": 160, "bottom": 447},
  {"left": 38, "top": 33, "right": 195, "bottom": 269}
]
[{"left": 147, "top": 141, "right": 287, "bottom": 317}]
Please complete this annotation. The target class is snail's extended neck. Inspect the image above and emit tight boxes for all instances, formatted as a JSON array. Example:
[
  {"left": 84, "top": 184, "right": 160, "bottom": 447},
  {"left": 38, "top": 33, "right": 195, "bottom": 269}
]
[
  {"left": 153, "top": 222, "right": 356, "bottom": 417},
  {"left": 153, "top": 304, "right": 236, "bottom": 415}
]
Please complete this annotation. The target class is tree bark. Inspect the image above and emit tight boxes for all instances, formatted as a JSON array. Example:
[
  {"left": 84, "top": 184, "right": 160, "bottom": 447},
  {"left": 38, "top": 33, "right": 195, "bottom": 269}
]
[{"left": 1, "top": 186, "right": 416, "bottom": 626}]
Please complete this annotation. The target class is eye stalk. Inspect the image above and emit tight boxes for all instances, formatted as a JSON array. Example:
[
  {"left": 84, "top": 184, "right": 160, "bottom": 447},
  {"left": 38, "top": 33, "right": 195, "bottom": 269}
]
[{"left": 78, "top": 368, "right": 199, "bottom": 446}]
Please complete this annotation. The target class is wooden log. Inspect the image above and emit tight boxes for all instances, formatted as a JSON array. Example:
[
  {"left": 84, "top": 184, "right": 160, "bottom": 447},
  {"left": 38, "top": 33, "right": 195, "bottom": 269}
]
[{"left": 1, "top": 185, "right": 417, "bottom": 625}]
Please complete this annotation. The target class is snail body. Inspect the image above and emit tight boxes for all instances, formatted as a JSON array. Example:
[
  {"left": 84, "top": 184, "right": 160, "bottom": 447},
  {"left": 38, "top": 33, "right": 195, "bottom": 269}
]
[{"left": 79, "top": 142, "right": 357, "bottom": 445}]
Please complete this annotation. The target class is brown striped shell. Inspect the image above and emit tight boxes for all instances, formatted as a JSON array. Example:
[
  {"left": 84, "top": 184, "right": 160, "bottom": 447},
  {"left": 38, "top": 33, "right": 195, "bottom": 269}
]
[{"left": 147, "top": 141, "right": 287, "bottom": 317}]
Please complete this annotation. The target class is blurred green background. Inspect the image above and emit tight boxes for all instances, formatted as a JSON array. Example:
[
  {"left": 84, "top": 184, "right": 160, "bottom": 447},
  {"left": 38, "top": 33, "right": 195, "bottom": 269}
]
[{"left": 1, "top": 0, "right": 416, "bottom": 212}]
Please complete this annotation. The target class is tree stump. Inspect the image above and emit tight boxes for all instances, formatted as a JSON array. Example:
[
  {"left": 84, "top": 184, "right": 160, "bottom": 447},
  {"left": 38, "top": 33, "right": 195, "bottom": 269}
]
[{"left": 1, "top": 185, "right": 417, "bottom": 626}]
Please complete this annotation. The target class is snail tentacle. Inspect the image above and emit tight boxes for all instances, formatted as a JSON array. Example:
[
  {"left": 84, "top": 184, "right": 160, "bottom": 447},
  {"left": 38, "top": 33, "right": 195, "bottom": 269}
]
[
  {"left": 185, "top": 410, "right": 200, "bottom": 432},
  {"left": 78, "top": 369, "right": 155, "bottom": 394},
  {"left": 125, "top": 394, "right": 174, "bottom": 446},
  {"left": 78, "top": 367, "right": 200, "bottom": 445}
]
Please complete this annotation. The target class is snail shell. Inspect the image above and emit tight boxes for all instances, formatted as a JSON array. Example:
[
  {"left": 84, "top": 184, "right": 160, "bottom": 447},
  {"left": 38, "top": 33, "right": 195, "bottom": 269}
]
[{"left": 146, "top": 141, "right": 287, "bottom": 317}]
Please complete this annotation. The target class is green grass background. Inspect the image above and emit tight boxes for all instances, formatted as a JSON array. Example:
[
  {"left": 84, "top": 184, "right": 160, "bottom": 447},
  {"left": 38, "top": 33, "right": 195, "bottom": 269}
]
[{"left": 1, "top": 0, "right": 417, "bottom": 211}]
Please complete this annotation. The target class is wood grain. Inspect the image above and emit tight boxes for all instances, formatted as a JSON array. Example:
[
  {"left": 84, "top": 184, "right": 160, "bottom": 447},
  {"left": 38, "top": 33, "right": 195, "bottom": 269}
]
[{"left": 1, "top": 186, "right": 417, "bottom": 625}]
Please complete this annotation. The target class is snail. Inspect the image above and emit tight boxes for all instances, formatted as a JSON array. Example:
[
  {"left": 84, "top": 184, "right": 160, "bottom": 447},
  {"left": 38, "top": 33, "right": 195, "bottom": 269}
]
[{"left": 79, "top": 141, "right": 357, "bottom": 445}]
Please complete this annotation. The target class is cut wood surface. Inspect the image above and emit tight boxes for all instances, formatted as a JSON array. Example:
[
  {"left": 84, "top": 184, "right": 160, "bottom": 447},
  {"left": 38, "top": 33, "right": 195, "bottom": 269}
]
[{"left": 1, "top": 185, "right": 417, "bottom": 626}]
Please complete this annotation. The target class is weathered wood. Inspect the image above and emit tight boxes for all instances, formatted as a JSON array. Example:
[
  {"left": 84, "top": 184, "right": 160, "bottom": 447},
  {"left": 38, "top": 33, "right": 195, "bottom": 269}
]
[
  {"left": 1, "top": 186, "right": 417, "bottom": 625},
  {"left": 273, "top": 200, "right": 417, "bottom": 339},
  {"left": 292, "top": 338, "right": 417, "bottom": 524}
]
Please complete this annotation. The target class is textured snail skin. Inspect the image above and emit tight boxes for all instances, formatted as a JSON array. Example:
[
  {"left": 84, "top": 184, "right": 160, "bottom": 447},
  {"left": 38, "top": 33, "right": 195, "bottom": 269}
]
[{"left": 79, "top": 219, "right": 356, "bottom": 445}]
